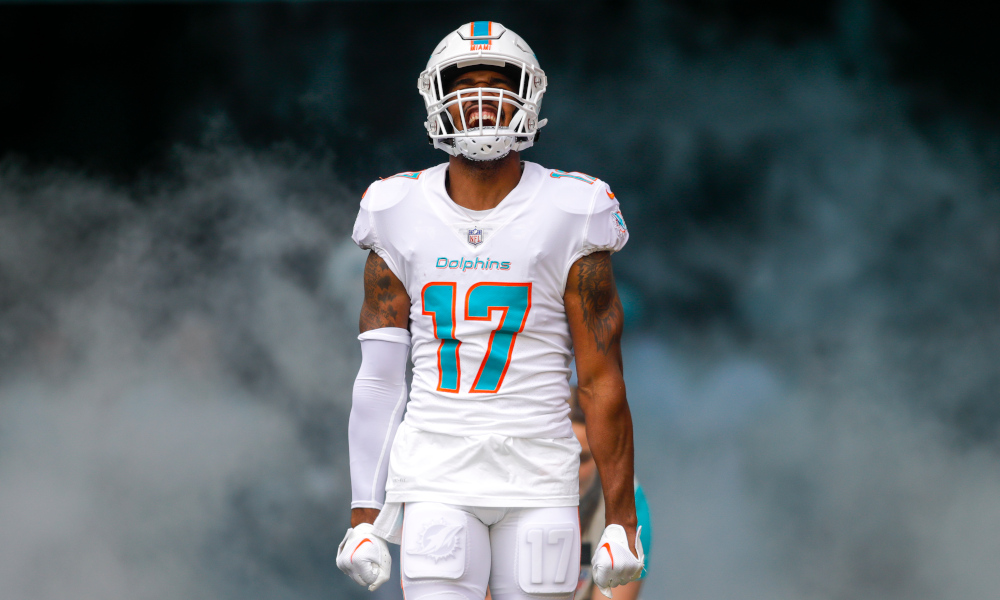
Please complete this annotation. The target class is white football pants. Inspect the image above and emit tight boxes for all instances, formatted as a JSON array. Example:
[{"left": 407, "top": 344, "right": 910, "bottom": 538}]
[{"left": 400, "top": 502, "right": 581, "bottom": 600}]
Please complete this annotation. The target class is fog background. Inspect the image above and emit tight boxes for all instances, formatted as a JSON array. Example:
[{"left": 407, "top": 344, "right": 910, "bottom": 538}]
[{"left": 1, "top": 1, "right": 998, "bottom": 599}]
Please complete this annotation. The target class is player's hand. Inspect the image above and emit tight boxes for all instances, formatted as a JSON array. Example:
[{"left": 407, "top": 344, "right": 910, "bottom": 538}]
[
  {"left": 336, "top": 523, "right": 392, "bottom": 591},
  {"left": 591, "top": 524, "right": 644, "bottom": 598}
]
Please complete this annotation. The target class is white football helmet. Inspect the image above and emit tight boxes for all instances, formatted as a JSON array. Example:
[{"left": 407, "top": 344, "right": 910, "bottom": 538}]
[{"left": 418, "top": 21, "right": 548, "bottom": 161}]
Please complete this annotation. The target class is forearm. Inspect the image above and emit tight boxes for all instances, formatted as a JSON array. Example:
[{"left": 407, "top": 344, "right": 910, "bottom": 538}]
[
  {"left": 348, "top": 328, "right": 410, "bottom": 522},
  {"left": 579, "top": 369, "right": 637, "bottom": 529},
  {"left": 564, "top": 251, "right": 638, "bottom": 541}
]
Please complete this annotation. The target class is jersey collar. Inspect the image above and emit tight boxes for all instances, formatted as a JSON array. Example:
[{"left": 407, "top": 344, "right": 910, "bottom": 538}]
[{"left": 421, "top": 161, "right": 545, "bottom": 252}]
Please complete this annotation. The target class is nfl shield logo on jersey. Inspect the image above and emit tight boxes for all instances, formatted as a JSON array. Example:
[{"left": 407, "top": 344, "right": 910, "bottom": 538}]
[{"left": 467, "top": 227, "right": 483, "bottom": 247}]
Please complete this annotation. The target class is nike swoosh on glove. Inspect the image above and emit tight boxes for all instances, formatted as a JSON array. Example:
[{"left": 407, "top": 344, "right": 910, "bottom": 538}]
[
  {"left": 336, "top": 523, "right": 392, "bottom": 591},
  {"left": 591, "top": 524, "right": 644, "bottom": 598}
]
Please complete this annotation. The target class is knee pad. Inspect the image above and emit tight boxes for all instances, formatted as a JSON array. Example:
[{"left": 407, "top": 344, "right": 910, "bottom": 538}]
[
  {"left": 515, "top": 519, "right": 580, "bottom": 595},
  {"left": 403, "top": 508, "right": 469, "bottom": 581}
]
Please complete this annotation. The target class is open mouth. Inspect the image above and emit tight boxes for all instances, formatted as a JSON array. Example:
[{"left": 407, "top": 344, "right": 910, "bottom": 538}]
[{"left": 463, "top": 103, "right": 500, "bottom": 129}]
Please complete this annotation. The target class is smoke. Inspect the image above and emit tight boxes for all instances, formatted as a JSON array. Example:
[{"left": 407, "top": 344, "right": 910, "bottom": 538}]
[
  {"left": 537, "top": 1, "right": 1000, "bottom": 598},
  {"left": 1, "top": 1, "right": 999, "bottom": 599},
  {"left": 0, "top": 140, "right": 370, "bottom": 599}
]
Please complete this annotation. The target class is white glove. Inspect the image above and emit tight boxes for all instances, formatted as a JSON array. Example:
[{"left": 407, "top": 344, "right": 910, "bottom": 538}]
[
  {"left": 591, "top": 524, "right": 644, "bottom": 598},
  {"left": 336, "top": 523, "right": 392, "bottom": 591}
]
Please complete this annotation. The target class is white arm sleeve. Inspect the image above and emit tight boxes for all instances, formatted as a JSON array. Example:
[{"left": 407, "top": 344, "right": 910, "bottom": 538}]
[{"left": 349, "top": 327, "right": 411, "bottom": 509}]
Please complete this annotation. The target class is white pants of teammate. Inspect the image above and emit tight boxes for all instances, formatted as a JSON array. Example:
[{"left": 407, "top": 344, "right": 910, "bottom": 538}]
[{"left": 400, "top": 502, "right": 581, "bottom": 600}]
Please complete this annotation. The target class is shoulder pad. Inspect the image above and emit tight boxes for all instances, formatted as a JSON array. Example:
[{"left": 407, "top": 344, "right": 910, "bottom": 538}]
[
  {"left": 584, "top": 181, "right": 627, "bottom": 253},
  {"left": 590, "top": 181, "right": 619, "bottom": 214},
  {"left": 544, "top": 168, "right": 606, "bottom": 215},
  {"left": 360, "top": 170, "right": 424, "bottom": 211}
]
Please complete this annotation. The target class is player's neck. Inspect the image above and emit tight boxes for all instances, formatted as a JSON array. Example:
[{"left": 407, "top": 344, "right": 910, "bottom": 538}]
[{"left": 445, "top": 152, "right": 522, "bottom": 211}]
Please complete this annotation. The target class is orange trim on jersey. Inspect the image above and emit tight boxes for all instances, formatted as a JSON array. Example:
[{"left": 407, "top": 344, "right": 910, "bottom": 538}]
[
  {"left": 351, "top": 538, "right": 372, "bottom": 562},
  {"left": 421, "top": 281, "right": 461, "bottom": 393},
  {"left": 380, "top": 170, "right": 423, "bottom": 181},
  {"left": 465, "top": 282, "right": 532, "bottom": 393}
]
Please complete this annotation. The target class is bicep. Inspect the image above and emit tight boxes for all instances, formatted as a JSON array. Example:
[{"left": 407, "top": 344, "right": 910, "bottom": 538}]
[
  {"left": 359, "top": 250, "right": 411, "bottom": 332},
  {"left": 564, "top": 251, "right": 624, "bottom": 379}
]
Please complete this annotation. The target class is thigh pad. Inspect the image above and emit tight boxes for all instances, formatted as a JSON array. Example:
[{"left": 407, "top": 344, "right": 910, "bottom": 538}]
[
  {"left": 515, "top": 516, "right": 580, "bottom": 595},
  {"left": 402, "top": 504, "right": 469, "bottom": 581}
]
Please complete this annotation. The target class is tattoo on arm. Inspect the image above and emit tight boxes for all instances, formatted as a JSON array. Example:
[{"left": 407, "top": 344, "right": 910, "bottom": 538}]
[
  {"left": 575, "top": 252, "right": 624, "bottom": 355},
  {"left": 360, "top": 251, "right": 409, "bottom": 331}
]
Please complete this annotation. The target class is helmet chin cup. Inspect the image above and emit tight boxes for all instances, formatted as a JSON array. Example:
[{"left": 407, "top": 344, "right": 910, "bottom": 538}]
[{"left": 454, "top": 134, "right": 514, "bottom": 161}]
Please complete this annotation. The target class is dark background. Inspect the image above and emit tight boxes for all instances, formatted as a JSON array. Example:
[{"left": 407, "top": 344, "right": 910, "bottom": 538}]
[
  {"left": 0, "top": 2, "right": 998, "bottom": 599},
  {"left": 2, "top": 0, "right": 998, "bottom": 184}
]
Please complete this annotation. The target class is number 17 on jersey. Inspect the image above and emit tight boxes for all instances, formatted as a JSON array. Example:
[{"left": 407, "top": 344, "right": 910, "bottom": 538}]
[{"left": 421, "top": 282, "right": 532, "bottom": 394}]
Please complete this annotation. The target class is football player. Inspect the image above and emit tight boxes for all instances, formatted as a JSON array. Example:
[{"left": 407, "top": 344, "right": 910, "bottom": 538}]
[{"left": 336, "top": 21, "right": 643, "bottom": 600}]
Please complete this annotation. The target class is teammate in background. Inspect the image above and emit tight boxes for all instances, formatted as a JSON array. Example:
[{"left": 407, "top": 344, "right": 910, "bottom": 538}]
[{"left": 335, "top": 21, "right": 644, "bottom": 599}]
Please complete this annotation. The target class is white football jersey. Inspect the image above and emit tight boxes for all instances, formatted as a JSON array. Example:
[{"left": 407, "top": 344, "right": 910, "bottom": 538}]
[{"left": 352, "top": 161, "right": 628, "bottom": 507}]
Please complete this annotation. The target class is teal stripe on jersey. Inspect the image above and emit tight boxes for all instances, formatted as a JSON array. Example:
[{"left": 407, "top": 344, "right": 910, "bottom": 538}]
[
  {"left": 635, "top": 484, "right": 652, "bottom": 579},
  {"left": 422, "top": 283, "right": 459, "bottom": 391},
  {"left": 467, "top": 284, "right": 531, "bottom": 392}
]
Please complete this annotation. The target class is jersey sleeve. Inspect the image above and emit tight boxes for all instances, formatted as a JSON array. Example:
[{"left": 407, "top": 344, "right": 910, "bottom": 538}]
[
  {"left": 558, "top": 177, "right": 630, "bottom": 282},
  {"left": 583, "top": 182, "right": 629, "bottom": 255},
  {"left": 351, "top": 182, "right": 407, "bottom": 285},
  {"left": 352, "top": 190, "right": 378, "bottom": 250}
]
